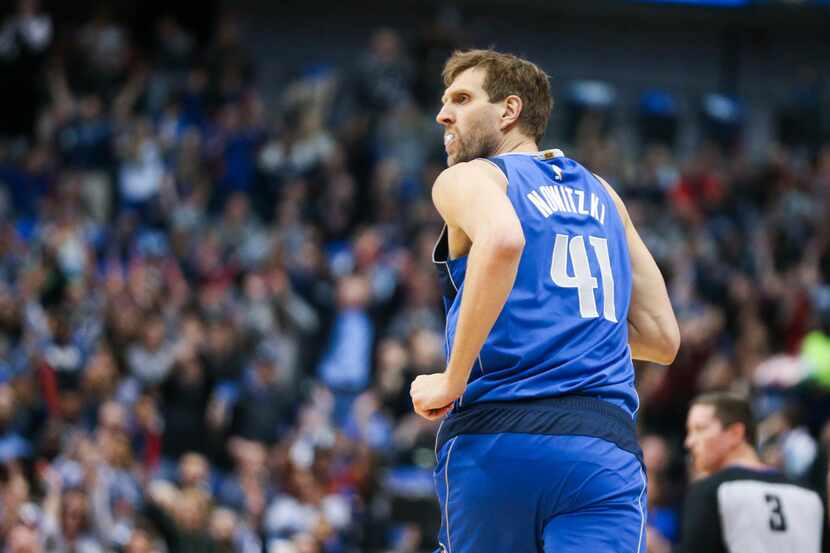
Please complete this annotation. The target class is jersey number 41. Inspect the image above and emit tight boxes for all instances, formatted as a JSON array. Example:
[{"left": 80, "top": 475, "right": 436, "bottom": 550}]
[{"left": 551, "top": 233, "right": 617, "bottom": 322}]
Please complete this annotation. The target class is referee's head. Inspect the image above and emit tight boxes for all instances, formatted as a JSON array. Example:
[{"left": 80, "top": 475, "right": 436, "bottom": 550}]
[{"left": 685, "top": 392, "right": 756, "bottom": 475}]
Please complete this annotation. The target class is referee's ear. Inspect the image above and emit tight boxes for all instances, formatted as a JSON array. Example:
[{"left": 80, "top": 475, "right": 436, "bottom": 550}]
[{"left": 725, "top": 421, "right": 750, "bottom": 448}]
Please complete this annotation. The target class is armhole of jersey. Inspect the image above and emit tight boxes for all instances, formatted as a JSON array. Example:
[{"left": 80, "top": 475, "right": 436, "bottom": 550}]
[
  {"left": 589, "top": 171, "right": 627, "bottom": 229},
  {"left": 432, "top": 225, "right": 449, "bottom": 264},
  {"left": 480, "top": 157, "right": 508, "bottom": 186}
]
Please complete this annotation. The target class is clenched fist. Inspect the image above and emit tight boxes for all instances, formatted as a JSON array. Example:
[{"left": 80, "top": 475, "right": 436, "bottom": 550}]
[{"left": 410, "top": 372, "right": 464, "bottom": 421}]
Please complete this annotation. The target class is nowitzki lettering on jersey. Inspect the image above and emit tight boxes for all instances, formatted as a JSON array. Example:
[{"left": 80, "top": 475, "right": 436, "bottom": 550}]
[{"left": 526, "top": 177, "right": 608, "bottom": 225}]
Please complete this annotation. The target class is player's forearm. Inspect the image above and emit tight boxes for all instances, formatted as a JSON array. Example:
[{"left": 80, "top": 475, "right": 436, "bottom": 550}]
[
  {"left": 445, "top": 234, "right": 524, "bottom": 390},
  {"left": 618, "top": 195, "right": 679, "bottom": 365},
  {"left": 628, "top": 324, "right": 663, "bottom": 363},
  {"left": 628, "top": 260, "right": 679, "bottom": 364},
  {"left": 628, "top": 314, "right": 679, "bottom": 365}
]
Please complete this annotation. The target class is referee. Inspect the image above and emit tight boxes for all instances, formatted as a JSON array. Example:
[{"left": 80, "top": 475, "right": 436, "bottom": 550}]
[{"left": 678, "top": 392, "right": 827, "bottom": 553}]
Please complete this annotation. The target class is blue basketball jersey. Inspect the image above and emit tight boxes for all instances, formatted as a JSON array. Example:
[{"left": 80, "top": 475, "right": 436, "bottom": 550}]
[{"left": 432, "top": 149, "right": 638, "bottom": 417}]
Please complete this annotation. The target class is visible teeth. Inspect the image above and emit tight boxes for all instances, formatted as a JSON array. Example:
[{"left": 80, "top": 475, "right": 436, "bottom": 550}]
[{"left": 444, "top": 133, "right": 455, "bottom": 145}]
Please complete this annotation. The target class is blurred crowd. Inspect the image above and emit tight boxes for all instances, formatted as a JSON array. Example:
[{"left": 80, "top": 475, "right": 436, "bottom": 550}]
[{"left": 1, "top": 2, "right": 830, "bottom": 553}]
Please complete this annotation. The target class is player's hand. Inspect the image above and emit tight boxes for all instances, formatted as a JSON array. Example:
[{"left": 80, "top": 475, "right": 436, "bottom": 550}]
[{"left": 410, "top": 372, "right": 463, "bottom": 421}]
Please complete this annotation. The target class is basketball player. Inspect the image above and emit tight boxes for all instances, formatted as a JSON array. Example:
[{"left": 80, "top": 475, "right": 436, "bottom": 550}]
[
  {"left": 409, "top": 49, "right": 680, "bottom": 552},
  {"left": 679, "top": 392, "right": 825, "bottom": 553}
]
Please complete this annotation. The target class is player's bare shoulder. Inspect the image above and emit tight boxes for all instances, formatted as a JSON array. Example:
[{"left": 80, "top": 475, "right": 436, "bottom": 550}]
[{"left": 432, "top": 159, "right": 508, "bottom": 207}]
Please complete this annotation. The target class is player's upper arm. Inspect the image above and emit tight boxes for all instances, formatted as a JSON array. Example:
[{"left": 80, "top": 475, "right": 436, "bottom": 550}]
[
  {"left": 597, "top": 175, "right": 680, "bottom": 365},
  {"left": 432, "top": 160, "right": 525, "bottom": 254}
]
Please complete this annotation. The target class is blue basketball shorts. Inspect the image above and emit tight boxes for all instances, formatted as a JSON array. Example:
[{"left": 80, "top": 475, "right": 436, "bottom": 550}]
[{"left": 432, "top": 396, "right": 648, "bottom": 553}]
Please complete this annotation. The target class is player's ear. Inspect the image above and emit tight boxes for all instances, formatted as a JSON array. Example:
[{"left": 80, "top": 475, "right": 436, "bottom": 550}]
[{"left": 500, "top": 95, "right": 523, "bottom": 130}]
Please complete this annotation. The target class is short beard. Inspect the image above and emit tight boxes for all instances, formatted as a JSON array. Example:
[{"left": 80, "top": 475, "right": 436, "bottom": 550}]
[{"left": 449, "top": 121, "right": 500, "bottom": 166}]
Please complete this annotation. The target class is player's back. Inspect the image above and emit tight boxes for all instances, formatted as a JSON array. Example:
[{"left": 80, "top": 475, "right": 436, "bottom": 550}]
[{"left": 433, "top": 149, "right": 636, "bottom": 416}]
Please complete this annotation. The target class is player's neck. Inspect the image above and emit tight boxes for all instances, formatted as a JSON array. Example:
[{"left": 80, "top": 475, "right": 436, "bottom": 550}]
[{"left": 493, "top": 133, "right": 538, "bottom": 156}]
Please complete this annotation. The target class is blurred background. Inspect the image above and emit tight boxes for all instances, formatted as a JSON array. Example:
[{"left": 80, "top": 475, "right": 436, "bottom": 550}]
[{"left": 1, "top": 0, "right": 830, "bottom": 552}]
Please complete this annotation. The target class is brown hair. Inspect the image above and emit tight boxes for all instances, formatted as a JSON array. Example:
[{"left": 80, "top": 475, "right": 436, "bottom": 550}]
[
  {"left": 442, "top": 49, "right": 553, "bottom": 144},
  {"left": 691, "top": 392, "right": 756, "bottom": 446}
]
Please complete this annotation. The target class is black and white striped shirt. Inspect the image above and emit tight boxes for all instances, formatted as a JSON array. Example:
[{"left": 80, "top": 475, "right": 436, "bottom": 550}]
[{"left": 677, "top": 466, "right": 826, "bottom": 553}]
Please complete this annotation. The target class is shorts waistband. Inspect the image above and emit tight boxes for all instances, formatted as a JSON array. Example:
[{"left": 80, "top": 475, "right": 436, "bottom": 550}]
[{"left": 435, "top": 395, "right": 642, "bottom": 465}]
